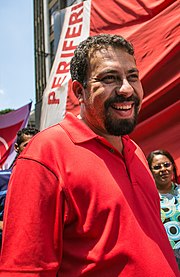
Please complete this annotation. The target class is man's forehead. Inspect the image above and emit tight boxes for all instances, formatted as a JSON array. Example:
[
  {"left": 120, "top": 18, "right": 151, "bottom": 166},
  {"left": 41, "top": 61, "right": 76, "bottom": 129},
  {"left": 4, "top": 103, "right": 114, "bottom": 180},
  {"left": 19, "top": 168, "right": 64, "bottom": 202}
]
[
  {"left": 89, "top": 45, "right": 131, "bottom": 56},
  {"left": 89, "top": 47, "right": 135, "bottom": 65},
  {"left": 88, "top": 47, "right": 136, "bottom": 72}
]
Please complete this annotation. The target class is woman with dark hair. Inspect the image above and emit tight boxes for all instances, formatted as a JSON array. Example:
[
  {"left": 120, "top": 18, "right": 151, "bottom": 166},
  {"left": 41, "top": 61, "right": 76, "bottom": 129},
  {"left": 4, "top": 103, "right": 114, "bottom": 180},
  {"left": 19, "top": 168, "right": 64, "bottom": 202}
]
[{"left": 147, "top": 149, "right": 180, "bottom": 269}]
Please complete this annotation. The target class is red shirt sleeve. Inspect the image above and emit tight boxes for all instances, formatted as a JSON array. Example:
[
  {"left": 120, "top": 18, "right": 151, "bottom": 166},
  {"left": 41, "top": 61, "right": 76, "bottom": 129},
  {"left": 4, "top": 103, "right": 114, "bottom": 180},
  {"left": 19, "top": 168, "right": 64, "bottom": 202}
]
[{"left": 0, "top": 158, "right": 64, "bottom": 276}]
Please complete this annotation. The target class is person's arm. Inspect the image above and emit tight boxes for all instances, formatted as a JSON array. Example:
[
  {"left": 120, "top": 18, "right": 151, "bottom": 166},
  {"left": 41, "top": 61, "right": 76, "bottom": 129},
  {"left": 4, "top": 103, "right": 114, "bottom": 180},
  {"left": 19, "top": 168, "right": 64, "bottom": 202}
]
[{"left": 0, "top": 159, "right": 64, "bottom": 276}]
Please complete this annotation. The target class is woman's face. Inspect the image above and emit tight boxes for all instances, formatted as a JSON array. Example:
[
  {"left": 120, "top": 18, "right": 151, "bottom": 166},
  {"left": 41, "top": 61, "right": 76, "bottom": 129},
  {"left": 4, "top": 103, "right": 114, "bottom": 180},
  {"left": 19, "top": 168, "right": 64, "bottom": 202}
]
[{"left": 151, "top": 154, "right": 173, "bottom": 187}]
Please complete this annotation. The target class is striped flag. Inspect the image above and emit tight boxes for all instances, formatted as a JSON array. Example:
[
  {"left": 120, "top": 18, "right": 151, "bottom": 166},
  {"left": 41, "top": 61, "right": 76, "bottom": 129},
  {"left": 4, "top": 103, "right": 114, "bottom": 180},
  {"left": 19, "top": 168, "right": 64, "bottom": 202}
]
[{"left": 0, "top": 102, "right": 32, "bottom": 169}]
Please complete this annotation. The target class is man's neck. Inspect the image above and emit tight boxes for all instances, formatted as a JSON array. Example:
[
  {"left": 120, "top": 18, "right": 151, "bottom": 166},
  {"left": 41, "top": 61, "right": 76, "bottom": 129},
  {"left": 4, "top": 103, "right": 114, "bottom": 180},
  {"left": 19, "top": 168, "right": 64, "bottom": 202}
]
[
  {"left": 103, "top": 134, "right": 123, "bottom": 154},
  {"left": 78, "top": 114, "right": 123, "bottom": 154}
]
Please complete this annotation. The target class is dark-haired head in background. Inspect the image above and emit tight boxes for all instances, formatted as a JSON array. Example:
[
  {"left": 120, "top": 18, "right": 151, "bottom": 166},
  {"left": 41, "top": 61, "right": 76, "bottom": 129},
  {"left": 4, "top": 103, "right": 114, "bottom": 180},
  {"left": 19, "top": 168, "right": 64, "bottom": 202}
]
[{"left": 15, "top": 127, "right": 39, "bottom": 155}]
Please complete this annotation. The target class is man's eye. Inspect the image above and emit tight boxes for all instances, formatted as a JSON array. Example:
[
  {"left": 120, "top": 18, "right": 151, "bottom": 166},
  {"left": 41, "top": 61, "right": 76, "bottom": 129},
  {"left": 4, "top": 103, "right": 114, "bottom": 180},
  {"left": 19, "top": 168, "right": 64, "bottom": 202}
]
[
  {"left": 128, "top": 74, "right": 138, "bottom": 82},
  {"left": 101, "top": 75, "right": 118, "bottom": 84}
]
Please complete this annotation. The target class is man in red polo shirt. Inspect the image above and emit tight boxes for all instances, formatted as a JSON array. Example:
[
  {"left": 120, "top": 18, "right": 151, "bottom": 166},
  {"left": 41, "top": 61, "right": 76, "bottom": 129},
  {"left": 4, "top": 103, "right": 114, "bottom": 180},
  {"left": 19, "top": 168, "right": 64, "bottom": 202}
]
[{"left": 0, "top": 34, "right": 179, "bottom": 276}]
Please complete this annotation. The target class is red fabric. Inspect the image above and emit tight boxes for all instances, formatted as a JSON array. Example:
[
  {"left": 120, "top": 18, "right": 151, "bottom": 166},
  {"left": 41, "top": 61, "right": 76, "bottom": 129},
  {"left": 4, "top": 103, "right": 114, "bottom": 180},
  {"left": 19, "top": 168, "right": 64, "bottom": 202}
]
[
  {"left": 66, "top": 1, "right": 179, "bottom": 173},
  {"left": 131, "top": 100, "right": 180, "bottom": 163},
  {"left": 89, "top": 0, "right": 180, "bottom": 172},
  {"left": 0, "top": 113, "right": 178, "bottom": 276},
  {"left": 0, "top": 102, "right": 32, "bottom": 169},
  {"left": 0, "top": 121, "right": 23, "bottom": 167}
]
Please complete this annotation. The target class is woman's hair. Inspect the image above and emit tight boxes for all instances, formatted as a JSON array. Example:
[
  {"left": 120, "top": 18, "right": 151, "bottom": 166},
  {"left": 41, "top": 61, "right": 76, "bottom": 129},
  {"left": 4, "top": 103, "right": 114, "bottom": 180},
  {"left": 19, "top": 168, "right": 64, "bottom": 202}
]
[{"left": 147, "top": 149, "right": 178, "bottom": 183}]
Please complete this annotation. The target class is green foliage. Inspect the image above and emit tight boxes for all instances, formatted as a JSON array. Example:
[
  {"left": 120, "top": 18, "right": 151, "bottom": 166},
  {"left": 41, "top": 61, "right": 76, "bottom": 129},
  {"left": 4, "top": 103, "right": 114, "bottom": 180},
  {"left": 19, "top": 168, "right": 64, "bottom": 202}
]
[{"left": 0, "top": 108, "right": 14, "bottom": 115}]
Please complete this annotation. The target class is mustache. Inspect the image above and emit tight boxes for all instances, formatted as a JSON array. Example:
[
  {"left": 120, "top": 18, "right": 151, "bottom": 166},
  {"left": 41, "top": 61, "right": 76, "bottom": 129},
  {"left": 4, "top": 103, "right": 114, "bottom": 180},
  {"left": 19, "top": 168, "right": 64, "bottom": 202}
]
[{"left": 104, "top": 95, "right": 140, "bottom": 109}]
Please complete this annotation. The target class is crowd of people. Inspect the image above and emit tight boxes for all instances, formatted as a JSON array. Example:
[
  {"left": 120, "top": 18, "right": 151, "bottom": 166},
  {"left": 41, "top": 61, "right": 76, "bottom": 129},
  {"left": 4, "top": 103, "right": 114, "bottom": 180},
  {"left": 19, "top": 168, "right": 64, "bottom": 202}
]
[{"left": 0, "top": 34, "right": 179, "bottom": 276}]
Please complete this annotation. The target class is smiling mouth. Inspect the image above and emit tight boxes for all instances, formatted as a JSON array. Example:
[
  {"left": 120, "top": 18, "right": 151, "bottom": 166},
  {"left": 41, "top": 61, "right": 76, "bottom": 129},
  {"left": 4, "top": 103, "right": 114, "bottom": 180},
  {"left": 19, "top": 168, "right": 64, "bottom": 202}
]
[
  {"left": 111, "top": 102, "right": 134, "bottom": 112},
  {"left": 160, "top": 173, "right": 170, "bottom": 179}
]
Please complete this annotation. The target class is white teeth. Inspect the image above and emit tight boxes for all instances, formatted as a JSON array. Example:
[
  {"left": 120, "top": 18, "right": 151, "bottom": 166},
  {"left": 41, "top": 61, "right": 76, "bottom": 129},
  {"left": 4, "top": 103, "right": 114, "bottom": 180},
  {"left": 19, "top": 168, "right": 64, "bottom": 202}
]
[{"left": 112, "top": 104, "right": 131, "bottom": 110}]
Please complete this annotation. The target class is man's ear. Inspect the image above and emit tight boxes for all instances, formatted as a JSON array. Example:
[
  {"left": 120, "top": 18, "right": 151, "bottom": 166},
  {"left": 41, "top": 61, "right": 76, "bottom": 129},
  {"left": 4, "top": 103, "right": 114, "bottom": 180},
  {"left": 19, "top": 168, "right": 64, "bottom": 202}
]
[
  {"left": 14, "top": 143, "right": 19, "bottom": 153},
  {"left": 72, "top": 80, "right": 84, "bottom": 104}
]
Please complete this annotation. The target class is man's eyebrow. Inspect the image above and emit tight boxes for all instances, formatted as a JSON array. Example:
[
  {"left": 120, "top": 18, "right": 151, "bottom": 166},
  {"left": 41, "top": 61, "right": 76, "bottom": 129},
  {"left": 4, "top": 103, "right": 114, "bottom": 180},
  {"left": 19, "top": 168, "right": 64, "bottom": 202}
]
[
  {"left": 128, "top": 68, "right": 139, "bottom": 74},
  {"left": 96, "top": 69, "right": 119, "bottom": 76},
  {"left": 94, "top": 68, "right": 139, "bottom": 79},
  {"left": 99, "top": 68, "right": 139, "bottom": 74}
]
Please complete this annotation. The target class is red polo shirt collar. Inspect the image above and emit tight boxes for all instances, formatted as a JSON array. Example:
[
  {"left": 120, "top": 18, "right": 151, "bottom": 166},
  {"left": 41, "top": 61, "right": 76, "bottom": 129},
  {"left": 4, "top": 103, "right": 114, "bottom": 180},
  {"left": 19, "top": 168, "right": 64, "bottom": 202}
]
[{"left": 59, "top": 113, "right": 136, "bottom": 158}]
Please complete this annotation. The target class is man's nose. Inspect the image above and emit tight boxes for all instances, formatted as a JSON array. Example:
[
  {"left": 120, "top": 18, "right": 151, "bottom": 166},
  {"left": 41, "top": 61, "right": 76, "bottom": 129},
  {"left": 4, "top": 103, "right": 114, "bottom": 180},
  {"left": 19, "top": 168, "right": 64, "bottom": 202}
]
[{"left": 115, "top": 79, "right": 134, "bottom": 97}]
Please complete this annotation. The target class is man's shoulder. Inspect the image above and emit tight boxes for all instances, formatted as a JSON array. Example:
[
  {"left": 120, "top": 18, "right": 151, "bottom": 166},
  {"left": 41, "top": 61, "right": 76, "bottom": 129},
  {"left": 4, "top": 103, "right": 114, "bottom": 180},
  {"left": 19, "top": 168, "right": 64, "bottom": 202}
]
[
  {"left": 29, "top": 121, "right": 68, "bottom": 145},
  {"left": 38, "top": 113, "right": 79, "bottom": 139},
  {"left": 21, "top": 119, "right": 76, "bottom": 161}
]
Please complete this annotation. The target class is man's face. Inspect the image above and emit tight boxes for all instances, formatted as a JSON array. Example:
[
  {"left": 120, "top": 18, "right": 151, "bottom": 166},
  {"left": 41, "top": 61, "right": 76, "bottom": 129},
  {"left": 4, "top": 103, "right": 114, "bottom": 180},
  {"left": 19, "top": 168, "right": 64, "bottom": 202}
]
[
  {"left": 15, "top": 134, "right": 33, "bottom": 154},
  {"left": 80, "top": 47, "right": 144, "bottom": 136}
]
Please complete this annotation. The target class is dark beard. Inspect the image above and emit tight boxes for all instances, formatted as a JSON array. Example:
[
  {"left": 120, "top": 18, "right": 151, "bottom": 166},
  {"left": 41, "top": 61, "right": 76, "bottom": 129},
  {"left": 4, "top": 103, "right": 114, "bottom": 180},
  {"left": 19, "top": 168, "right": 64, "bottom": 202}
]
[{"left": 104, "top": 95, "right": 140, "bottom": 136}]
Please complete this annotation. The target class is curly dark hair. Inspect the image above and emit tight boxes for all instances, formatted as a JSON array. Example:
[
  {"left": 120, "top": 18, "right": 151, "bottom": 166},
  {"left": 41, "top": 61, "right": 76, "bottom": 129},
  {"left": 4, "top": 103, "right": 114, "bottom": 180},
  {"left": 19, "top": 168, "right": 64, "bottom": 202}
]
[
  {"left": 147, "top": 149, "right": 178, "bottom": 183},
  {"left": 70, "top": 34, "right": 134, "bottom": 88},
  {"left": 16, "top": 127, "right": 39, "bottom": 147}
]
